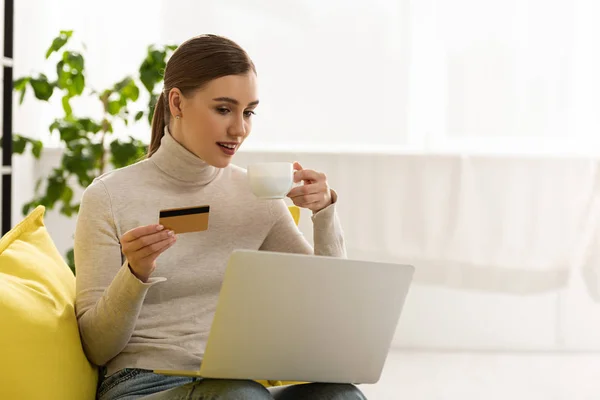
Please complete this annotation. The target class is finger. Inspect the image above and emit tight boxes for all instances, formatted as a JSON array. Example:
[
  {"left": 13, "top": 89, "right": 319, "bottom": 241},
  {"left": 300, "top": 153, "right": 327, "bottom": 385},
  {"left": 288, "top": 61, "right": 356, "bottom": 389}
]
[
  {"left": 292, "top": 198, "right": 323, "bottom": 210},
  {"left": 292, "top": 193, "right": 326, "bottom": 207},
  {"left": 302, "top": 200, "right": 323, "bottom": 210},
  {"left": 138, "top": 235, "right": 177, "bottom": 259},
  {"left": 287, "top": 182, "right": 328, "bottom": 199},
  {"left": 293, "top": 161, "right": 303, "bottom": 172},
  {"left": 126, "top": 229, "right": 175, "bottom": 253},
  {"left": 121, "top": 224, "right": 165, "bottom": 244},
  {"left": 141, "top": 237, "right": 177, "bottom": 262},
  {"left": 294, "top": 169, "right": 325, "bottom": 183}
]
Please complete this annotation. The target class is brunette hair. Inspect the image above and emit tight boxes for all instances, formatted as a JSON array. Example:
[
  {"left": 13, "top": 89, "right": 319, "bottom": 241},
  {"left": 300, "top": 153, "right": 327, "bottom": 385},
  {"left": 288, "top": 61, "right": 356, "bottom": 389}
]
[{"left": 147, "top": 34, "right": 256, "bottom": 157}]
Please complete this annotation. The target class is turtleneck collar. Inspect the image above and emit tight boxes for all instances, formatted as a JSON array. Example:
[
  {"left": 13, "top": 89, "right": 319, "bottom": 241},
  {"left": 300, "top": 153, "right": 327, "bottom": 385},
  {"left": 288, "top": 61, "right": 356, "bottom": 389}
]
[{"left": 150, "top": 126, "right": 221, "bottom": 186}]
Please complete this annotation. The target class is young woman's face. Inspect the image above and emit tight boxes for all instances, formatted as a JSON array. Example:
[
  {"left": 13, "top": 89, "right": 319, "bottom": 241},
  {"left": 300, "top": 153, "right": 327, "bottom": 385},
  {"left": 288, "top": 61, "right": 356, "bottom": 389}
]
[{"left": 168, "top": 72, "right": 259, "bottom": 168}]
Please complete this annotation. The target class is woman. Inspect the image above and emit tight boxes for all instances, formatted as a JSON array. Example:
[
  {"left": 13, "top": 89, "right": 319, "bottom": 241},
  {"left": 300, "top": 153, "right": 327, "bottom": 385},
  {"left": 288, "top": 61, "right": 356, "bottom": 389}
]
[{"left": 74, "top": 34, "right": 367, "bottom": 399}]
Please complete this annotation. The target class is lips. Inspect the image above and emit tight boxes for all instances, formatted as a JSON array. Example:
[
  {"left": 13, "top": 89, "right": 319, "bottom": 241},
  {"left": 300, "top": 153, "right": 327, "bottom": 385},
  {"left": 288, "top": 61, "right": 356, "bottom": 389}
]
[{"left": 217, "top": 142, "right": 238, "bottom": 156}]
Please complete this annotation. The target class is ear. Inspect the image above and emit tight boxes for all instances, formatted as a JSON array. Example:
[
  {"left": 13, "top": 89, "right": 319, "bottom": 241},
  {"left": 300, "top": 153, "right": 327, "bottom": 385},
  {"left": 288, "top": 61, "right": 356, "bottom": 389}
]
[{"left": 168, "top": 88, "right": 184, "bottom": 118}]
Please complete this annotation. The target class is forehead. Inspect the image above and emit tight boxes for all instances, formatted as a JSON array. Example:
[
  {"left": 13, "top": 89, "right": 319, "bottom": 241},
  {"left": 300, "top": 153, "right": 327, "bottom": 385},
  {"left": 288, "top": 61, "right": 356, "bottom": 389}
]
[{"left": 196, "top": 73, "right": 258, "bottom": 102}]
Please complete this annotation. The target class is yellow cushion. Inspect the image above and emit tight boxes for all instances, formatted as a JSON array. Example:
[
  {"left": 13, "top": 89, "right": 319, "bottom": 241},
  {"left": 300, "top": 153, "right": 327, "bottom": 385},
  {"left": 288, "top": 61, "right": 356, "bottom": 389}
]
[
  {"left": 0, "top": 206, "right": 98, "bottom": 400},
  {"left": 288, "top": 205, "right": 300, "bottom": 225}
]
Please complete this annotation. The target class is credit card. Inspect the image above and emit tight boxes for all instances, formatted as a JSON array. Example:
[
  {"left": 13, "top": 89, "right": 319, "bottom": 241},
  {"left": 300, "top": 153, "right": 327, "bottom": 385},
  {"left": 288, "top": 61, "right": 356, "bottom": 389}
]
[{"left": 158, "top": 205, "right": 210, "bottom": 234}]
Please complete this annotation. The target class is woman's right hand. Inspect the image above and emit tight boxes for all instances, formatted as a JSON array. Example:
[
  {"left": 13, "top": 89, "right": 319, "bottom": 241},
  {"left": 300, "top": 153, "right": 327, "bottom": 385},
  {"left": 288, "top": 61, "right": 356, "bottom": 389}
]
[{"left": 120, "top": 224, "right": 176, "bottom": 282}]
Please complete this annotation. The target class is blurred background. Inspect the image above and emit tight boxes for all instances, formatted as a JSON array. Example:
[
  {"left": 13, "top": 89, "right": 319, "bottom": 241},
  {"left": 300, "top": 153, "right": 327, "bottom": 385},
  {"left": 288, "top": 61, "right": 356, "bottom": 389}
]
[{"left": 3, "top": 0, "right": 600, "bottom": 398}]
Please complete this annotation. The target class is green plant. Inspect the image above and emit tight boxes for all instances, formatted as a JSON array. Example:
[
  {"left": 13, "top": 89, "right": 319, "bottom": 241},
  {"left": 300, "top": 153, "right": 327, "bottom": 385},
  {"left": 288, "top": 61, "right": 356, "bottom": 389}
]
[{"left": 3, "top": 31, "right": 177, "bottom": 273}]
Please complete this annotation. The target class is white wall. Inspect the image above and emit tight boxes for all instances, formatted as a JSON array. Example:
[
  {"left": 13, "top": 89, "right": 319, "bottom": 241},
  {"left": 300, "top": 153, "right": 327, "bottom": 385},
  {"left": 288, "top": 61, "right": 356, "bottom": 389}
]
[
  {"left": 160, "top": 0, "right": 411, "bottom": 152},
  {"left": 156, "top": 0, "right": 600, "bottom": 155}
]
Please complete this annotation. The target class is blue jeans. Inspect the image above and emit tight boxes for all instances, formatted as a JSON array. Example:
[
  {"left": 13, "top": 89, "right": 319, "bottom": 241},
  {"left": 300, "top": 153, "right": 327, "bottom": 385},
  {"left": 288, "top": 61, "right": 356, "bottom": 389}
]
[{"left": 97, "top": 368, "right": 368, "bottom": 399}]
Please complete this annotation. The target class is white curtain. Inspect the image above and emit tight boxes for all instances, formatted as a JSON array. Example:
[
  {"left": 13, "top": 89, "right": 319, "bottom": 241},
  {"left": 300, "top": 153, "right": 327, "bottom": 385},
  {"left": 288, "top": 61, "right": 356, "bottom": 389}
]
[{"left": 234, "top": 151, "right": 600, "bottom": 296}]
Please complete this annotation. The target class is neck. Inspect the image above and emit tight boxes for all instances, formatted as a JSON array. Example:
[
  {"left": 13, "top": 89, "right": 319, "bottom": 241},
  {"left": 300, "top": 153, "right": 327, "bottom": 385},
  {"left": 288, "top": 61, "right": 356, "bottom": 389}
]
[{"left": 150, "top": 126, "right": 221, "bottom": 186}]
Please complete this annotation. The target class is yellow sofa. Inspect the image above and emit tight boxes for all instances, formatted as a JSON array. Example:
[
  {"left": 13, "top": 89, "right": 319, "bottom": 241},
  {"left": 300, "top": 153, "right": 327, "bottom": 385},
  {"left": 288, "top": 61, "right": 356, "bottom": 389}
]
[{"left": 0, "top": 205, "right": 302, "bottom": 399}]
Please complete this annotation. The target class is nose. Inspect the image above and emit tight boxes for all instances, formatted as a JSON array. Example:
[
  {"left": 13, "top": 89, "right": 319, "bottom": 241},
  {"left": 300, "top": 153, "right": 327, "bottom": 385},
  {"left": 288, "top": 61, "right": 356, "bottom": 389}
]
[{"left": 228, "top": 114, "right": 247, "bottom": 138}]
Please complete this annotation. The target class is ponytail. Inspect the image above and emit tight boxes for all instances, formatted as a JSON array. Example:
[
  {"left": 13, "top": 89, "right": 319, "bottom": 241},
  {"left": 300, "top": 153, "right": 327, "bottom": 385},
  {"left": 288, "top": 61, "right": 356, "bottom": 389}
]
[{"left": 147, "top": 92, "right": 167, "bottom": 158}]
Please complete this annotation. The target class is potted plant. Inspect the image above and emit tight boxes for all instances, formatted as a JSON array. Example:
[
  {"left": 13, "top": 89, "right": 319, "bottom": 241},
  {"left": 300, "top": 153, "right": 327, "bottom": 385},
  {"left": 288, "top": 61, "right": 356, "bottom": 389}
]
[{"left": 3, "top": 31, "right": 177, "bottom": 272}]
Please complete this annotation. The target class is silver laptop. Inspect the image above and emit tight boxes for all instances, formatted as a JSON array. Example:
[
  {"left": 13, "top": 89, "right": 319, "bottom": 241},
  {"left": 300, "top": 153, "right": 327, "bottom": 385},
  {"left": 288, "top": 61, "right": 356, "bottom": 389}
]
[{"left": 155, "top": 249, "right": 414, "bottom": 384}]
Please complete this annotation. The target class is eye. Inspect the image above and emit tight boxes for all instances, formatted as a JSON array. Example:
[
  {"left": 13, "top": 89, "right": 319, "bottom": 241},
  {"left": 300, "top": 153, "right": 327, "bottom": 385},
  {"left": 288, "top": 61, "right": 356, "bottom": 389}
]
[
  {"left": 216, "top": 107, "right": 230, "bottom": 115},
  {"left": 244, "top": 110, "right": 256, "bottom": 118}
]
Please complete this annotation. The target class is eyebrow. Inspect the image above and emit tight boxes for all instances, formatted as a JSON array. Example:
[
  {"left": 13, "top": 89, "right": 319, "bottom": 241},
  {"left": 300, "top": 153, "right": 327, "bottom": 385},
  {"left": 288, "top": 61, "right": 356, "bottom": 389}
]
[{"left": 212, "top": 97, "right": 259, "bottom": 107}]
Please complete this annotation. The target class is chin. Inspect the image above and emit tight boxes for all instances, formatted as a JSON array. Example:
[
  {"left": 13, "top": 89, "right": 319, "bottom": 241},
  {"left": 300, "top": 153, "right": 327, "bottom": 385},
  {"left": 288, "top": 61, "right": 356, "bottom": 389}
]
[
  {"left": 207, "top": 156, "right": 233, "bottom": 169},
  {"left": 214, "top": 160, "right": 232, "bottom": 168},
  {"left": 193, "top": 148, "right": 232, "bottom": 168}
]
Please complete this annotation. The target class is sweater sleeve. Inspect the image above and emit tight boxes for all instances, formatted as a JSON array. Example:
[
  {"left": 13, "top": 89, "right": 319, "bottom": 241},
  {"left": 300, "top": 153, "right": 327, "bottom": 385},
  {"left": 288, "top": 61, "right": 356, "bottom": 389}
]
[
  {"left": 74, "top": 179, "right": 165, "bottom": 366},
  {"left": 259, "top": 190, "right": 347, "bottom": 258}
]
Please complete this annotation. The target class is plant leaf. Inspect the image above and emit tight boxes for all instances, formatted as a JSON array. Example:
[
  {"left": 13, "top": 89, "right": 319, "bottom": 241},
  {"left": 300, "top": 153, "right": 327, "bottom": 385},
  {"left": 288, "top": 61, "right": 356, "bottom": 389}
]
[
  {"left": 45, "top": 170, "right": 67, "bottom": 206},
  {"left": 139, "top": 46, "right": 170, "bottom": 93},
  {"left": 121, "top": 80, "right": 139, "bottom": 102},
  {"left": 19, "top": 87, "right": 26, "bottom": 104},
  {"left": 14, "top": 77, "right": 29, "bottom": 103},
  {"left": 114, "top": 77, "right": 132, "bottom": 92},
  {"left": 56, "top": 122, "right": 82, "bottom": 143},
  {"left": 60, "top": 186, "right": 74, "bottom": 216},
  {"left": 5, "top": 134, "right": 44, "bottom": 159},
  {"left": 73, "top": 73, "right": 85, "bottom": 95},
  {"left": 14, "top": 77, "right": 29, "bottom": 91},
  {"left": 79, "top": 118, "right": 102, "bottom": 134},
  {"left": 12, "top": 135, "right": 27, "bottom": 154},
  {"left": 29, "top": 74, "right": 54, "bottom": 101},
  {"left": 34, "top": 178, "right": 43, "bottom": 194},
  {"left": 16, "top": 140, "right": 28, "bottom": 155},
  {"left": 63, "top": 145, "right": 97, "bottom": 187},
  {"left": 65, "top": 248, "right": 75, "bottom": 275},
  {"left": 31, "top": 140, "right": 43, "bottom": 159},
  {"left": 110, "top": 138, "right": 147, "bottom": 168},
  {"left": 56, "top": 60, "right": 70, "bottom": 89},
  {"left": 45, "top": 30, "right": 73, "bottom": 59},
  {"left": 108, "top": 100, "right": 122, "bottom": 115},
  {"left": 49, "top": 119, "right": 61, "bottom": 133},
  {"left": 64, "top": 51, "right": 84, "bottom": 72}
]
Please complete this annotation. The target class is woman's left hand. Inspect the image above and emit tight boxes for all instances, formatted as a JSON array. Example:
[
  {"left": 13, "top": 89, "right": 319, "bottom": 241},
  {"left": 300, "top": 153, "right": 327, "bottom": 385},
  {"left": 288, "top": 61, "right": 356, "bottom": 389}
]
[{"left": 287, "top": 162, "right": 333, "bottom": 213}]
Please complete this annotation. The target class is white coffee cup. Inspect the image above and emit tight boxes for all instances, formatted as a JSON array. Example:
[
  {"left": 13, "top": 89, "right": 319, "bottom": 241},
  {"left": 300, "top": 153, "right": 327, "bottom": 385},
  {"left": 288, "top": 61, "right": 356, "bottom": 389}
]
[{"left": 247, "top": 162, "right": 295, "bottom": 199}]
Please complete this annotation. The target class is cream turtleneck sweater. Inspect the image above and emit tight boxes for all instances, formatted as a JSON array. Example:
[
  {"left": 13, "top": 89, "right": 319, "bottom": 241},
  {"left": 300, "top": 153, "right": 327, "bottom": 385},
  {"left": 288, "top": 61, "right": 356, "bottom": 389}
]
[{"left": 74, "top": 128, "right": 346, "bottom": 376}]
